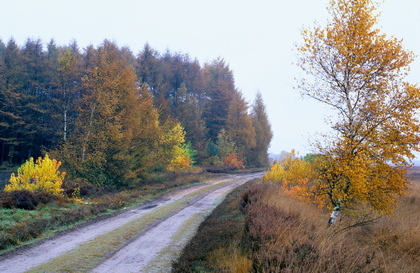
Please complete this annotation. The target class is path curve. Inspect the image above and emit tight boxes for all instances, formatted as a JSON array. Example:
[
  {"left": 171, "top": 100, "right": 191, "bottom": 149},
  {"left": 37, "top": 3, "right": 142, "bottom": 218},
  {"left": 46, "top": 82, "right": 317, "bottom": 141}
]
[{"left": 0, "top": 172, "right": 262, "bottom": 273}]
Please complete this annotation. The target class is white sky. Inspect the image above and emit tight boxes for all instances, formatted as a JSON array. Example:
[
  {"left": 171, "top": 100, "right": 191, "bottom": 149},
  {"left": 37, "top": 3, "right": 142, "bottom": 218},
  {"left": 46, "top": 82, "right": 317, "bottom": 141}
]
[{"left": 1, "top": 0, "right": 419, "bottom": 155}]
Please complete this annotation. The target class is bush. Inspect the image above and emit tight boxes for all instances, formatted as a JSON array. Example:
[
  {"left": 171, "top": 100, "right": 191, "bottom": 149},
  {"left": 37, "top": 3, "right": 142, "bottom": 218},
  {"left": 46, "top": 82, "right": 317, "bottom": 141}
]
[
  {"left": 62, "top": 179, "right": 97, "bottom": 198},
  {"left": 5, "top": 154, "right": 65, "bottom": 196},
  {"left": 222, "top": 153, "right": 245, "bottom": 169},
  {"left": 0, "top": 190, "right": 39, "bottom": 210},
  {"left": 34, "top": 191, "right": 57, "bottom": 205}
]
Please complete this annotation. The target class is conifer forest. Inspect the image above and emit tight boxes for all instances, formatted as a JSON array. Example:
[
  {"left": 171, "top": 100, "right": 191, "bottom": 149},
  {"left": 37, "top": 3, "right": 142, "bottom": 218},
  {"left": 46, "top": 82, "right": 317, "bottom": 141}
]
[{"left": 0, "top": 38, "right": 273, "bottom": 187}]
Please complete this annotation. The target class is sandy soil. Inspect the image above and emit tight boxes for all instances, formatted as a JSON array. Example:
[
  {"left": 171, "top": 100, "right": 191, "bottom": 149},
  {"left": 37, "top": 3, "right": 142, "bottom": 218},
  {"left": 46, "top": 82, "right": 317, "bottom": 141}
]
[{"left": 0, "top": 172, "right": 261, "bottom": 272}]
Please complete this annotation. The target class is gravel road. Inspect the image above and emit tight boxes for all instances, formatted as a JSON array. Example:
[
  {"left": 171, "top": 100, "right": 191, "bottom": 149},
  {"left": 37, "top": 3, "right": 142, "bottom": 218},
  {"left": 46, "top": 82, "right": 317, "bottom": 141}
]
[{"left": 0, "top": 172, "right": 262, "bottom": 272}]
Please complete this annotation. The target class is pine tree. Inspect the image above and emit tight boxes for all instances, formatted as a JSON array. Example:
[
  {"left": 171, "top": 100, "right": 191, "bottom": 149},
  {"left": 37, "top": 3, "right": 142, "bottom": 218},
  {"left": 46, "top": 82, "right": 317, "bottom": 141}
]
[
  {"left": 20, "top": 39, "right": 56, "bottom": 159},
  {"left": 0, "top": 39, "right": 28, "bottom": 163},
  {"left": 203, "top": 58, "right": 236, "bottom": 141},
  {"left": 249, "top": 92, "right": 273, "bottom": 167},
  {"left": 174, "top": 83, "right": 207, "bottom": 163},
  {"left": 136, "top": 43, "right": 162, "bottom": 97}
]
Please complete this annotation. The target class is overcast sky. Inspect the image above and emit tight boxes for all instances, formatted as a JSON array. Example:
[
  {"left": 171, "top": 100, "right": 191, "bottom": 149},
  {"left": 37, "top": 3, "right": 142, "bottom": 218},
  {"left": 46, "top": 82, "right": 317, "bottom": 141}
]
[{"left": 1, "top": 0, "right": 419, "bottom": 155}]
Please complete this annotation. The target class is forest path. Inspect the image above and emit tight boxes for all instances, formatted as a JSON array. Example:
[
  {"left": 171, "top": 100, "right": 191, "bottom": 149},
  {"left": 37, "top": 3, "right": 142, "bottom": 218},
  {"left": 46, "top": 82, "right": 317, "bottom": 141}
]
[{"left": 0, "top": 172, "right": 262, "bottom": 273}]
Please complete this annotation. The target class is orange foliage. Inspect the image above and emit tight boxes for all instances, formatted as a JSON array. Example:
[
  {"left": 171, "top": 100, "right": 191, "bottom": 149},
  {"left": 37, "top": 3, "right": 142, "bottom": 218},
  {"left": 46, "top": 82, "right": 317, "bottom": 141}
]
[
  {"left": 264, "top": 153, "right": 326, "bottom": 207},
  {"left": 167, "top": 155, "right": 192, "bottom": 171},
  {"left": 223, "top": 154, "right": 245, "bottom": 169}
]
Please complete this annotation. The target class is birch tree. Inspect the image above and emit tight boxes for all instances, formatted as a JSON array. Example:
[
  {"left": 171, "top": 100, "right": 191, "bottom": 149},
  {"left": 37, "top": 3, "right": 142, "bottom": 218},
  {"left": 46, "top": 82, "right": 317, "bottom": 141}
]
[{"left": 296, "top": 0, "right": 420, "bottom": 224}]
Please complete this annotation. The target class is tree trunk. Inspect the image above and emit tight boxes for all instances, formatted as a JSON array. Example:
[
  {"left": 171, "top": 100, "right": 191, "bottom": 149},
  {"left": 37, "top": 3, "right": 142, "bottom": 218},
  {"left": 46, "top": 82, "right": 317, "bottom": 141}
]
[
  {"left": 63, "top": 110, "right": 67, "bottom": 142},
  {"left": 328, "top": 203, "right": 341, "bottom": 225}
]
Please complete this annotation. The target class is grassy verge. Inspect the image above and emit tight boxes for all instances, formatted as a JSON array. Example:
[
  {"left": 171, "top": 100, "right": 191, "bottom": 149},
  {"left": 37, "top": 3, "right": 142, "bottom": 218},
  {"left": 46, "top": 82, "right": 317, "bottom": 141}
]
[
  {"left": 0, "top": 171, "right": 224, "bottom": 254},
  {"left": 172, "top": 177, "right": 259, "bottom": 272},
  {"left": 26, "top": 176, "right": 242, "bottom": 272},
  {"left": 173, "top": 168, "right": 420, "bottom": 273},
  {"left": 143, "top": 213, "right": 205, "bottom": 273},
  {"left": 144, "top": 182, "right": 250, "bottom": 272}
]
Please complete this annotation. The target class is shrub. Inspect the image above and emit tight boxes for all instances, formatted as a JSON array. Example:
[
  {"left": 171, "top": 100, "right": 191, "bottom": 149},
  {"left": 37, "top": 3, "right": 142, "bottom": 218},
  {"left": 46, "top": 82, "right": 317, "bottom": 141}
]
[
  {"left": 5, "top": 154, "right": 65, "bottom": 196},
  {"left": 201, "top": 155, "right": 223, "bottom": 167},
  {"left": 222, "top": 153, "right": 245, "bottom": 169},
  {"left": 0, "top": 190, "right": 39, "bottom": 210},
  {"left": 167, "top": 142, "right": 196, "bottom": 171},
  {"left": 263, "top": 153, "right": 324, "bottom": 206},
  {"left": 62, "top": 179, "right": 97, "bottom": 198}
]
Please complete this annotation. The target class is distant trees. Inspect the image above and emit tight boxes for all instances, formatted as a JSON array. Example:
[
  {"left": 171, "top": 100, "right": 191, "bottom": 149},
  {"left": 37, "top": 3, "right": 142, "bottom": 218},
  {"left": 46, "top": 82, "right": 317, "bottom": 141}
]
[{"left": 0, "top": 38, "right": 273, "bottom": 188}]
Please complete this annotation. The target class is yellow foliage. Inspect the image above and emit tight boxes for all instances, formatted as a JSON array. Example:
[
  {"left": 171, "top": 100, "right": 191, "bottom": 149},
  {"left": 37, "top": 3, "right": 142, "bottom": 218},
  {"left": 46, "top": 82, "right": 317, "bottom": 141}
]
[
  {"left": 161, "top": 123, "right": 185, "bottom": 147},
  {"left": 315, "top": 146, "right": 410, "bottom": 213},
  {"left": 167, "top": 145, "right": 192, "bottom": 171},
  {"left": 6, "top": 154, "right": 65, "bottom": 196},
  {"left": 295, "top": 0, "right": 420, "bottom": 215},
  {"left": 164, "top": 124, "right": 195, "bottom": 171},
  {"left": 263, "top": 161, "right": 284, "bottom": 182},
  {"left": 264, "top": 152, "right": 324, "bottom": 205}
]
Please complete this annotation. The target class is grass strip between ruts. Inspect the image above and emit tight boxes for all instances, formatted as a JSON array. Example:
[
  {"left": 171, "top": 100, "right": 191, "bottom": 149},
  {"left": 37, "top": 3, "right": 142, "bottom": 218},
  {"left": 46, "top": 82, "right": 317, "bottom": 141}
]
[
  {"left": 171, "top": 177, "right": 260, "bottom": 272},
  {"left": 26, "top": 177, "right": 239, "bottom": 273},
  {"left": 143, "top": 193, "right": 229, "bottom": 272}
]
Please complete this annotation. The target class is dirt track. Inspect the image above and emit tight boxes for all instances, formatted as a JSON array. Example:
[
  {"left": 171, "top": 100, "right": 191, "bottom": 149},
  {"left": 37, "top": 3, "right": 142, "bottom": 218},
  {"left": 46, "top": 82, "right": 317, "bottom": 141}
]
[{"left": 0, "top": 172, "right": 262, "bottom": 272}]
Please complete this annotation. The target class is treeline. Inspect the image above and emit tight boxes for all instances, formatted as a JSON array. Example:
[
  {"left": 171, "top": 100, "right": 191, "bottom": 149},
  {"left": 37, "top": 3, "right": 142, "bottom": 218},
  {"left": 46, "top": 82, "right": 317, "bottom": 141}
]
[{"left": 0, "top": 38, "right": 272, "bottom": 187}]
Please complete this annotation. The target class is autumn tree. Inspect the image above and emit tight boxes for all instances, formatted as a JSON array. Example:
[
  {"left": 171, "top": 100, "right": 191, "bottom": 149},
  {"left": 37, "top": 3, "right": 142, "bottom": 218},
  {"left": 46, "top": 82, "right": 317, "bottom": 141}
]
[
  {"left": 51, "top": 44, "right": 83, "bottom": 143},
  {"left": 6, "top": 154, "right": 65, "bottom": 196},
  {"left": 249, "top": 92, "right": 273, "bottom": 167},
  {"left": 264, "top": 151, "right": 319, "bottom": 202},
  {"left": 296, "top": 0, "right": 420, "bottom": 224},
  {"left": 158, "top": 123, "right": 191, "bottom": 172},
  {"left": 215, "top": 129, "right": 245, "bottom": 169},
  {"left": 203, "top": 58, "right": 236, "bottom": 141},
  {"left": 225, "top": 90, "right": 256, "bottom": 165},
  {"left": 60, "top": 41, "right": 142, "bottom": 187},
  {"left": 125, "top": 84, "right": 162, "bottom": 183}
]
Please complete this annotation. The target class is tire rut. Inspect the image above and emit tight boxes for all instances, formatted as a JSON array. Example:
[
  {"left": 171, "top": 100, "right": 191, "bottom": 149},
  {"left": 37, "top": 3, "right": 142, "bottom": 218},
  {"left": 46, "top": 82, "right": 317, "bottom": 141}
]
[{"left": 0, "top": 173, "right": 262, "bottom": 273}]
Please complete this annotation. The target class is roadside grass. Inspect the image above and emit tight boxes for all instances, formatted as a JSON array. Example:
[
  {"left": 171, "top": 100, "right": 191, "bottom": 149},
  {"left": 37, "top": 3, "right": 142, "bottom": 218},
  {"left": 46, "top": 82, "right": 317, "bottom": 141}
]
[
  {"left": 144, "top": 185, "right": 249, "bottom": 273},
  {"left": 173, "top": 167, "right": 420, "bottom": 273},
  {"left": 172, "top": 178, "right": 259, "bottom": 272},
  {"left": 143, "top": 213, "right": 204, "bottom": 273},
  {"left": 26, "top": 176, "right": 242, "bottom": 273},
  {"left": 0, "top": 171, "right": 224, "bottom": 253}
]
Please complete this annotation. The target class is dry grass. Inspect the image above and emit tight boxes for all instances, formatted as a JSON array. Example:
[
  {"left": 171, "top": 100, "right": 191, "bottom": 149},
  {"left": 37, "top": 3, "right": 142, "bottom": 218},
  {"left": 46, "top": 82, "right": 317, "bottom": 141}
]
[
  {"left": 174, "top": 167, "right": 420, "bottom": 272},
  {"left": 242, "top": 167, "right": 420, "bottom": 272},
  {"left": 172, "top": 179, "right": 259, "bottom": 272}
]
